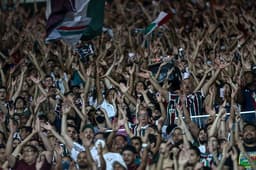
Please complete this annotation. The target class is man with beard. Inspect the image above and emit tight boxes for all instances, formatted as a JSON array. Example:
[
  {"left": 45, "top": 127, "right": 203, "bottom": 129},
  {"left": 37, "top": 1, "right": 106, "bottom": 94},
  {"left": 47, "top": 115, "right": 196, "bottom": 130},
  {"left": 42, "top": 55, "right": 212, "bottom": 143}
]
[
  {"left": 76, "top": 151, "right": 94, "bottom": 170},
  {"left": 171, "top": 127, "right": 184, "bottom": 146},
  {"left": 122, "top": 145, "right": 148, "bottom": 170},
  {"left": 63, "top": 123, "right": 97, "bottom": 164},
  {"left": 62, "top": 104, "right": 99, "bottom": 167},
  {"left": 223, "top": 123, "right": 256, "bottom": 170},
  {"left": 197, "top": 128, "right": 208, "bottom": 154},
  {"left": 238, "top": 123, "right": 256, "bottom": 169}
]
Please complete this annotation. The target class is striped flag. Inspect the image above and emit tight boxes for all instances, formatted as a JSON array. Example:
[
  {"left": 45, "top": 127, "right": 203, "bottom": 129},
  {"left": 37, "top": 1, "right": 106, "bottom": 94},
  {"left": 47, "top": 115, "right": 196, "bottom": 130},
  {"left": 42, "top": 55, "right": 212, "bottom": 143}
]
[
  {"left": 45, "top": 0, "right": 105, "bottom": 46},
  {"left": 144, "top": 11, "right": 172, "bottom": 36}
]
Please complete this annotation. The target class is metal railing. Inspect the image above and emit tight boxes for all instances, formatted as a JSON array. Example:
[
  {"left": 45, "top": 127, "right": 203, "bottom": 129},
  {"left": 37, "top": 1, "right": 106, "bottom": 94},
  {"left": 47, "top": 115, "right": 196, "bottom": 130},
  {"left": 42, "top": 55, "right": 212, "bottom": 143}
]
[{"left": 175, "top": 111, "right": 256, "bottom": 128}]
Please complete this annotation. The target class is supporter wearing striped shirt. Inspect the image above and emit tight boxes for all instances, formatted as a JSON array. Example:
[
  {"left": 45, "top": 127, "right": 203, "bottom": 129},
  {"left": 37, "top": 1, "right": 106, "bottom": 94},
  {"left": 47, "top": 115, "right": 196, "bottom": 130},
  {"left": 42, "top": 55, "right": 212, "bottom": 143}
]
[{"left": 138, "top": 66, "right": 223, "bottom": 128}]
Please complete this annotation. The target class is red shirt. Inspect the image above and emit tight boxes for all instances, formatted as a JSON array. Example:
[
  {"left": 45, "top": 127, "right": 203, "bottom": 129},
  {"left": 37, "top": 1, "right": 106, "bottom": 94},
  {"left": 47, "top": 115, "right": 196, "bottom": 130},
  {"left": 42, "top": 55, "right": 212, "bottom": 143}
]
[
  {"left": 13, "top": 159, "right": 51, "bottom": 170},
  {"left": 127, "top": 163, "right": 139, "bottom": 170}
]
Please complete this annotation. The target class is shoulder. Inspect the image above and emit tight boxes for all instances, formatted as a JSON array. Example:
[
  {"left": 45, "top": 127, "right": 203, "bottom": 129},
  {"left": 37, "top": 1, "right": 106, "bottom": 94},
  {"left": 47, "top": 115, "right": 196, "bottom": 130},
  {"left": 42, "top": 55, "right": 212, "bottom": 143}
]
[{"left": 72, "top": 142, "right": 85, "bottom": 152}]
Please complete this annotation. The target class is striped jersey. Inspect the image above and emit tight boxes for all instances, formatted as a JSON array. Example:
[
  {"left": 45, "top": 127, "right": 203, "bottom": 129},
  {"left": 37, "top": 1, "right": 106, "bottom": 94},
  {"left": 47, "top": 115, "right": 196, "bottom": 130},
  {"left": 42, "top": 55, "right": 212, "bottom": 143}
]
[{"left": 166, "top": 90, "right": 205, "bottom": 127}]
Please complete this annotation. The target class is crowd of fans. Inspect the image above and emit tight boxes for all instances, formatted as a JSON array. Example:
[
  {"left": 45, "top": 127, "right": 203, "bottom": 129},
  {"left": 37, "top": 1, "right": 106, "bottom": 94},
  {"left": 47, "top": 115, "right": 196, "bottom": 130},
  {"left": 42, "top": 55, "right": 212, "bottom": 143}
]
[{"left": 0, "top": 0, "right": 256, "bottom": 170}]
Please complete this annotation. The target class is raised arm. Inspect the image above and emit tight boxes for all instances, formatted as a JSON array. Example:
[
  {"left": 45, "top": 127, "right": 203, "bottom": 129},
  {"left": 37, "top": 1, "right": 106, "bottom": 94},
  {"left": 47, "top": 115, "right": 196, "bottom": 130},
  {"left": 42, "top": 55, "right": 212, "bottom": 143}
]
[
  {"left": 208, "top": 102, "right": 226, "bottom": 137},
  {"left": 201, "top": 67, "right": 221, "bottom": 96},
  {"left": 156, "top": 92, "right": 167, "bottom": 121},
  {"left": 36, "top": 117, "right": 53, "bottom": 152},
  {"left": 106, "top": 76, "right": 137, "bottom": 106},
  {"left": 8, "top": 129, "right": 37, "bottom": 168},
  {"left": 118, "top": 104, "right": 134, "bottom": 138},
  {"left": 181, "top": 95, "right": 199, "bottom": 138},
  {"left": 11, "top": 67, "right": 27, "bottom": 101},
  {"left": 25, "top": 50, "right": 45, "bottom": 78},
  {"left": 0, "top": 62, "right": 6, "bottom": 86},
  {"left": 30, "top": 76, "right": 48, "bottom": 96},
  {"left": 137, "top": 70, "right": 169, "bottom": 100},
  {"left": 66, "top": 95, "right": 86, "bottom": 123},
  {"left": 95, "top": 61, "right": 104, "bottom": 105},
  {"left": 177, "top": 105, "right": 194, "bottom": 146},
  {"left": 61, "top": 104, "right": 73, "bottom": 150},
  {"left": 82, "top": 65, "right": 92, "bottom": 102},
  {"left": 41, "top": 122, "right": 65, "bottom": 144},
  {"left": 5, "top": 113, "right": 16, "bottom": 157},
  {"left": 193, "top": 67, "right": 213, "bottom": 93},
  {"left": 201, "top": 62, "right": 230, "bottom": 96}
]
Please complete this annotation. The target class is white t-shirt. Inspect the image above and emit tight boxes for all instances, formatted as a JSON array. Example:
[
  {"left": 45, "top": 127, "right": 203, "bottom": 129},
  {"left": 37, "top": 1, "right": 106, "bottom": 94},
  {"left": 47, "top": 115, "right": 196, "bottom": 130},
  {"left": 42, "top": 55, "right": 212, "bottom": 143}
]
[
  {"left": 70, "top": 142, "right": 127, "bottom": 170},
  {"left": 103, "top": 152, "right": 127, "bottom": 170},
  {"left": 100, "top": 99, "right": 116, "bottom": 118},
  {"left": 70, "top": 142, "right": 98, "bottom": 162}
]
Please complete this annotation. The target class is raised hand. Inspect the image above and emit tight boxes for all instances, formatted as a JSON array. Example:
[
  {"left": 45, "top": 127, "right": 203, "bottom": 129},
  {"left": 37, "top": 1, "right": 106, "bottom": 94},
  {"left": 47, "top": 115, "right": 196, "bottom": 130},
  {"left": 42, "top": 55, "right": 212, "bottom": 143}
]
[
  {"left": 30, "top": 75, "right": 41, "bottom": 84},
  {"left": 62, "top": 103, "right": 71, "bottom": 115},
  {"left": 119, "top": 83, "right": 129, "bottom": 93},
  {"left": 105, "top": 41, "right": 112, "bottom": 51},
  {"left": 86, "top": 65, "right": 92, "bottom": 77},
  {"left": 11, "top": 78, "right": 17, "bottom": 87},
  {"left": 54, "top": 144, "right": 64, "bottom": 156},
  {"left": 230, "top": 146, "right": 238, "bottom": 161},
  {"left": 35, "top": 95, "right": 47, "bottom": 106},
  {"left": 128, "top": 64, "right": 135, "bottom": 75},
  {"left": 36, "top": 154, "right": 45, "bottom": 170},
  {"left": 155, "top": 92, "right": 164, "bottom": 103},
  {"left": 137, "top": 69, "right": 152, "bottom": 79},
  {"left": 178, "top": 149, "right": 189, "bottom": 167},
  {"left": 231, "top": 83, "right": 238, "bottom": 99},
  {"left": 41, "top": 122, "right": 53, "bottom": 131},
  {"left": 9, "top": 118, "right": 17, "bottom": 133},
  {"left": 71, "top": 63, "right": 79, "bottom": 71}
]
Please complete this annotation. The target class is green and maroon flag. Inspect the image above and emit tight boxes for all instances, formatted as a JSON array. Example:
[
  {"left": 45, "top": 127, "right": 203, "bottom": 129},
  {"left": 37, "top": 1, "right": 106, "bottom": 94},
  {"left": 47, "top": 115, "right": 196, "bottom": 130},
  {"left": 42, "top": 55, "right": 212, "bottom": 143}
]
[
  {"left": 144, "top": 11, "right": 172, "bottom": 36},
  {"left": 46, "top": 0, "right": 105, "bottom": 46}
]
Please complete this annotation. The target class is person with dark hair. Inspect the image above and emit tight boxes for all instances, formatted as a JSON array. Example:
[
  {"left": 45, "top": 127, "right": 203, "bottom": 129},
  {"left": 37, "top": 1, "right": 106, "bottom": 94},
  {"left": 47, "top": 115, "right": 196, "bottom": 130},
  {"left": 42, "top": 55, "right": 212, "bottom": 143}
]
[
  {"left": 122, "top": 145, "right": 138, "bottom": 170},
  {"left": 171, "top": 127, "right": 184, "bottom": 145},
  {"left": 197, "top": 128, "right": 208, "bottom": 154},
  {"left": 76, "top": 151, "right": 94, "bottom": 170},
  {"left": 122, "top": 145, "right": 148, "bottom": 170},
  {"left": 238, "top": 123, "right": 256, "bottom": 169},
  {"left": 130, "top": 136, "right": 142, "bottom": 153},
  {"left": 19, "top": 126, "right": 32, "bottom": 141},
  {"left": 130, "top": 136, "right": 142, "bottom": 165},
  {"left": 187, "top": 145, "right": 201, "bottom": 168},
  {"left": 66, "top": 124, "right": 78, "bottom": 142},
  {"left": 7, "top": 129, "right": 52, "bottom": 170},
  {"left": 111, "top": 133, "right": 128, "bottom": 153},
  {"left": 113, "top": 161, "right": 127, "bottom": 170},
  {"left": 238, "top": 71, "right": 256, "bottom": 112},
  {"left": 93, "top": 108, "right": 112, "bottom": 133},
  {"left": 99, "top": 87, "right": 118, "bottom": 120}
]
